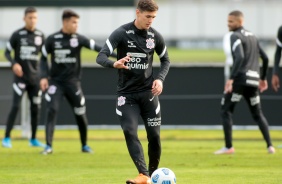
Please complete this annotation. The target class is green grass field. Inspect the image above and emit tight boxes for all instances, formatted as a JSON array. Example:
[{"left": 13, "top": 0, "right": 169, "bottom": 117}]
[
  {"left": 0, "top": 48, "right": 225, "bottom": 63},
  {"left": 1, "top": 129, "right": 281, "bottom": 184}
]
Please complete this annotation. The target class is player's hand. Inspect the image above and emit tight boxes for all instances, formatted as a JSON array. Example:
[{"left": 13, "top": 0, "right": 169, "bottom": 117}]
[
  {"left": 113, "top": 56, "right": 131, "bottom": 69},
  {"left": 152, "top": 79, "right": 163, "bottom": 96},
  {"left": 40, "top": 78, "right": 49, "bottom": 92},
  {"left": 224, "top": 79, "right": 233, "bottom": 93},
  {"left": 271, "top": 74, "right": 280, "bottom": 92},
  {"left": 259, "top": 80, "right": 268, "bottom": 93},
  {"left": 12, "top": 63, "right": 23, "bottom": 77}
]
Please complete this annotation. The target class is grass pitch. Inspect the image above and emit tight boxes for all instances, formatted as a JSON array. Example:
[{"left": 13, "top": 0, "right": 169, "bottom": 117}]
[{"left": 0, "top": 129, "right": 281, "bottom": 184}]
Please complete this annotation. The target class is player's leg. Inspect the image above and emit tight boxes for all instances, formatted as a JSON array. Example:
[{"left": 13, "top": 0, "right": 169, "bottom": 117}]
[
  {"left": 2, "top": 82, "right": 25, "bottom": 148},
  {"left": 116, "top": 94, "right": 150, "bottom": 182},
  {"left": 26, "top": 84, "right": 44, "bottom": 147},
  {"left": 42, "top": 81, "right": 63, "bottom": 154},
  {"left": 64, "top": 81, "right": 91, "bottom": 152},
  {"left": 244, "top": 87, "right": 275, "bottom": 153},
  {"left": 215, "top": 86, "right": 241, "bottom": 154},
  {"left": 139, "top": 91, "right": 161, "bottom": 176}
]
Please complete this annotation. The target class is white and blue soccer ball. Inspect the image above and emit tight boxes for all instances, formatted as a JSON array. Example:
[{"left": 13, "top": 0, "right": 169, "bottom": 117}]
[{"left": 151, "top": 167, "right": 176, "bottom": 184}]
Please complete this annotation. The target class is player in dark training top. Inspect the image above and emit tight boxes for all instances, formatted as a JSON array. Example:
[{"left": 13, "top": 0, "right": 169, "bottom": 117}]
[
  {"left": 271, "top": 25, "right": 282, "bottom": 148},
  {"left": 214, "top": 10, "right": 275, "bottom": 155},
  {"left": 2, "top": 7, "right": 45, "bottom": 148},
  {"left": 40, "top": 10, "right": 116, "bottom": 155},
  {"left": 96, "top": 0, "right": 170, "bottom": 183}
]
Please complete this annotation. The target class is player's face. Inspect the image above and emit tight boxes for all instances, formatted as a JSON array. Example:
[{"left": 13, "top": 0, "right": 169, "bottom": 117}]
[
  {"left": 24, "top": 12, "right": 37, "bottom": 31},
  {"left": 135, "top": 9, "right": 157, "bottom": 30},
  {"left": 228, "top": 15, "right": 242, "bottom": 31},
  {"left": 63, "top": 17, "right": 79, "bottom": 34}
]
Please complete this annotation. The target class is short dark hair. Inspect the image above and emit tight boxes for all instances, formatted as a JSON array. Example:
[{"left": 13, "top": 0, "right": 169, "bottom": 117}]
[
  {"left": 137, "top": 0, "right": 158, "bottom": 12},
  {"left": 229, "top": 10, "right": 244, "bottom": 18},
  {"left": 24, "top": 7, "right": 37, "bottom": 16},
  {"left": 62, "top": 9, "right": 80, "bottom": 20}
]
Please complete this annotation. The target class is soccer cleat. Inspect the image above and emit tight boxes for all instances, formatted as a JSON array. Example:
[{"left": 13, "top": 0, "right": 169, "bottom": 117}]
[
  {"left": 126, "top": 173, "right": 151, "bottom": 184},
  {"left": 2, "top": 137, "right": 12, "bottom": 148},
  {"left": 82, "top": 145, "right": 93, "bottom": 153},
  {"left": 41, "top": 146, "right": 53, "bottom": 155},
  {"left": 214, "top": 147, "right": 235, "bottom": 155},
  {"left": 267, "top": 146, "right": 275, "bottom": 154},
  {"left": 29, "top": 139, "right": 45, "bottom": 147}
]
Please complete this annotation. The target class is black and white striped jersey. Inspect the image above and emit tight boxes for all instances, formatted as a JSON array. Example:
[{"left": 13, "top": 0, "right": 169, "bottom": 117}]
[
  {"left": 96, "top": 20, "right": 170, "bottom": 94},
  {"left": 5, "top": 27, "right": 44, "bottom": 84},
  {"left": 230, "top": 27, "right": 268, "bottom": 87},
  {"left": 273, "top": 25, "right": 282, "bottom": 75},
  {"left": 40, "top": 30, "right": 101, "bottom": 82}
]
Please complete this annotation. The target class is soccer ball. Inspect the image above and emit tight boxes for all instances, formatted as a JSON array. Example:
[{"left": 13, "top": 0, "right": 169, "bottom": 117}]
[{"left": 151, "top": 167, "right": 176, "bottom": 184}]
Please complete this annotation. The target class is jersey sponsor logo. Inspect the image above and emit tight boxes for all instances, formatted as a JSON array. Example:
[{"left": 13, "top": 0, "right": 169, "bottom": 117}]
[
  {"left": 126, "top": 30, "right": 135, "bottom": 34},
  {"left": 231, "top": 93, "right": 242, "bottom": 102},
  {"left": 54, "top": 34, "right": 63, "bottom": 39},
  {"left": 20, "top": 46, "right": 39, "bottom": 60},
  {"left": 126, "top": 52, "right": 148, "bottom": 70},
  {"left": 126, "top": 52, "right": 146, "bottom": 58},
  {"left": 34, "top": 36, "right": 42, "bottom": 46},
  {"left": 21, "top": 38, "right": 28, "bottom": 45},
  {"left": 246, "top": 70, "right": 259, "bottom": 78},
  {"left": 54, "top": 49, "right": 77, "bottom": 63},
  {"left": 146, "top": 38, "right": 155, "bottom": 49},
  {"left": 34, "top": 30, "right": 43, "bottom": 36},
  {"left": 147, "top": 117, "right": 161, "bottom": 127},
  {"left": 127, "top": 40, "right": 136, "bottom": 48},
  {"left": 70, "top": 38, "right": 78, "bottom": 48},
  {"left": 117, "top": 96, "right": 126, "bottom": 106},
  {"left": 19, "top": 30, "right": 27, "bottom": 35},
  {"left": 48, "top": 85, "right": 57, "bottom": 95},
  {"left": 147, "top": 31, "right": 155, "bottom": 37},
  {"left": 250, "top": 96, "right": 260, "bottom": 106},
  {"left": 54, "top": 42, "right": 62, "bottom": 48},
  {"left": 246, "top": 79, "right": 259, "bottom": 86}
]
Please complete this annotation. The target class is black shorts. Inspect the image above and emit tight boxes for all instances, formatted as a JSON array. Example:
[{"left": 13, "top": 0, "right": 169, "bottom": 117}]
[{"left": 116, "top": 91, "right": 161, "bottom": 128}]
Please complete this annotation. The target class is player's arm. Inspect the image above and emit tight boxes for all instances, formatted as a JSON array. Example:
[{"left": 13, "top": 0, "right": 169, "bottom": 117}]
[
  {"left": 96, "top": 29, "right": 129, "bottom": 69},
  {"left": 80, "top": 35, "right": 117, "bottom": 58},
  {"left": 39, "top": 37, "right": 51, "bottom": 91},
  {"left": 5, "top": 32, "right": 23, "bottom": 77},
  {"left": 258, "top": 43, "right": 269, "bottom": 92},
  {"left": 225, "top": 33, "right": 244, "bottom": 93},
  {"left": 229, "top": 34, "right": 244, "bottom": 80},
  {"left": 272, "top": 26, "right": 282, "bottom": 92},
  {"left": 154, "top": 32, "right": 170, "bottom": 82},
  {"left": 259, "top": 44, "right": 269, "bottom": 80},
  {"left": 152, "top": 32, "right": 170, "bottom": 96}
]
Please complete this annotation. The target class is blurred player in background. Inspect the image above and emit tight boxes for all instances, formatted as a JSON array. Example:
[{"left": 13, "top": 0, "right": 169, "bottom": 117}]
[
  {"left": 2, "top": 7, "right": 45, "bottom": 148},
  {"left": 271, "top": 25, "right": 282, "bottom": 148},
  {"left": 96, "top": 0, "right": 170, "bottom": 183},
  {"left": 39, "top": 9, "right": 116, "bottom": 155},
  {"left": 214, "top": 10, "right": 275, "bottom": 155}
]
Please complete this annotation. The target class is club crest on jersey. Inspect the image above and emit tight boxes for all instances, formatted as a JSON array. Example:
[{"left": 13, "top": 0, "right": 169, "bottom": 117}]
[
  {"left": 146, "top": 38, "right": 155, "bottom": 49},
  {"left": 117, "top": 96, "right": 126, "bottom": 106},
  {"left": 70, "top": 38, "right": 78, "bottom": 48},
  {"left": 34, "top": 36, "right": 42, "bottom": 46},
  {"left": 48, "top": 85, "right": 57, "bottom": 95}
]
